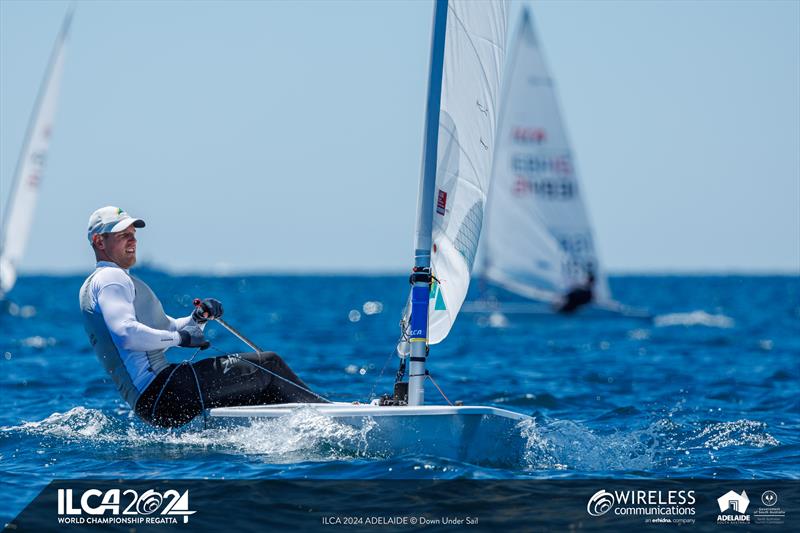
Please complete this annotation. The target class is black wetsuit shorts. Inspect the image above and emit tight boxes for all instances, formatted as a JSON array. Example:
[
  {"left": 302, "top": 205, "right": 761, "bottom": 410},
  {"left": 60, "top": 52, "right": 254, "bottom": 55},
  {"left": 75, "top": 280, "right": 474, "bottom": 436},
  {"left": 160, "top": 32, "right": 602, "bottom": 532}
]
[{"left": 134, "top": 351, "right": 321, "bottom": 428}]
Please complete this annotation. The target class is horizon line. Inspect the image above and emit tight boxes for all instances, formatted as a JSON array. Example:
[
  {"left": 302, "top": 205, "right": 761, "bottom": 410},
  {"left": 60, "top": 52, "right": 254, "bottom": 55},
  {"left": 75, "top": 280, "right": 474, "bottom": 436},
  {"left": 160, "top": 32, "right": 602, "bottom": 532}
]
[{"left": 15, "top": 267, "right": 800, "bottom": 278}]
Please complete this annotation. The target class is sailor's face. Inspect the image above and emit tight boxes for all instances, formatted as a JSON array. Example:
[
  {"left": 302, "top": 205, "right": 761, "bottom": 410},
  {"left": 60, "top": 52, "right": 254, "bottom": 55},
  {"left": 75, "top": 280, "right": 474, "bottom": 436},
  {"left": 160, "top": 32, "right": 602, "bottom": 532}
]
[{"left": 100, "top": 227, "right": 137, "bottom": 269}]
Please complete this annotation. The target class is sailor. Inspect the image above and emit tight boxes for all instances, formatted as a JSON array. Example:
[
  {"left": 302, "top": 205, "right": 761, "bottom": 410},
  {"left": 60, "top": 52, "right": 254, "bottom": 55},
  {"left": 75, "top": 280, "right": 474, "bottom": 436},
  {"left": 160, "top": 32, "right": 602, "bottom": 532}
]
[
  {"left": 79, "top": 206, "right": 321, "bottom": 427},
  {"left": 558, "top": 270, "right": 595, "bottom": 314}
]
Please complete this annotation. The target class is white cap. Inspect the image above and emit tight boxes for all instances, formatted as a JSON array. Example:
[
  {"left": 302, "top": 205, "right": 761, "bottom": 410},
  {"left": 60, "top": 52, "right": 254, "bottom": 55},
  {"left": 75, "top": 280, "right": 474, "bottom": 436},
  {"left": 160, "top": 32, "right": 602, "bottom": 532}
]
[{"left": 87, "top": 206, "right": 145, "bottom": 243}]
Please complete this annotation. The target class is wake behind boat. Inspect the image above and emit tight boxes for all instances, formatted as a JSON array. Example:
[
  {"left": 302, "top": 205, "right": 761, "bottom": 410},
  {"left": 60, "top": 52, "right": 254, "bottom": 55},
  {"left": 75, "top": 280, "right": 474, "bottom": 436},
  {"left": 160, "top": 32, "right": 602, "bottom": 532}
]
[{"left": 207, "top": 0, "right": 533, "bottom": 461}]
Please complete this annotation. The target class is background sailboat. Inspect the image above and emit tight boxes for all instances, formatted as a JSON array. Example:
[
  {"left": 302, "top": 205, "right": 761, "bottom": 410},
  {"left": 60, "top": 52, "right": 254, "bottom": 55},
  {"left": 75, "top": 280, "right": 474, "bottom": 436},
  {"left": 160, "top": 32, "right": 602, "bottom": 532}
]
[
  {"left": 208, "top": 0, "right": 533, "bottom": 462},
  {"left": 0, "top": 9, "right": 72, "bottom": 300},
  {"left": 469, "top": 7, "right": 632, "bottom": 316}
]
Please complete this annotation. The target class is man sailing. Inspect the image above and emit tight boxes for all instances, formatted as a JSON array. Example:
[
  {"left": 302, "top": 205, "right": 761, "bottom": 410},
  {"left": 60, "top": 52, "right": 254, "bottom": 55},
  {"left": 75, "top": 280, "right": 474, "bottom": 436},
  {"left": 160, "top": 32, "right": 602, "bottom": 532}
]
[
  {"left": 79, "top": 206, "right": 322, "bottom": 427},
  {"left": 557, "top": 271, "right": 595, "bottom": 314}
]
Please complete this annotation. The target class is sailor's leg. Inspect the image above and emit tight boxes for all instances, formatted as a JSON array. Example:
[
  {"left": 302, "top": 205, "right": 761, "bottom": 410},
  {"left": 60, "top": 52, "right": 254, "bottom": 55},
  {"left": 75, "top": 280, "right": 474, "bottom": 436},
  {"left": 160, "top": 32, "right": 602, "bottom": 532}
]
[
  {"left": 135, "top": 363, "right": 204, "bottom": 428},
  {"left": 193, "top": 351, "right": 323, "bottom": 408}
]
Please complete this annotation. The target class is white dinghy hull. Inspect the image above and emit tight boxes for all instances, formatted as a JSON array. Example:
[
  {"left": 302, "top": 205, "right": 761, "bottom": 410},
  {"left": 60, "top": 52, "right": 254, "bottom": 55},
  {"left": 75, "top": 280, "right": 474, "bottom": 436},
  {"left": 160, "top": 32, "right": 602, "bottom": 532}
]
[{"left": 207, "top": 403, "right": 531, "bottom": 464}]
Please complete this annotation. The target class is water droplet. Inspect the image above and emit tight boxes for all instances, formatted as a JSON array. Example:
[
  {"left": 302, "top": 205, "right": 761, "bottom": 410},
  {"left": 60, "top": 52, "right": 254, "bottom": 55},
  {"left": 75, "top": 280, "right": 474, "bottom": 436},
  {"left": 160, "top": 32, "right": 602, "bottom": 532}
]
[{"left": 362, "top": 301, "right": 383, "bottom": 315}]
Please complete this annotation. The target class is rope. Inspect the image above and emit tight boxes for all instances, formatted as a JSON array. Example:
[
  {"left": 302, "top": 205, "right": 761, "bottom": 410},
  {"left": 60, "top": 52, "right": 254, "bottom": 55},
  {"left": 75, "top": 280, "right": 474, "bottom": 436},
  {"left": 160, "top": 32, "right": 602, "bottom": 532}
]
[
  {"left": 187, "top": 363, "right": 207, "bottom": 428},
  {"left": 151, "top": 348, "right": 204, "bottom": 422},
  {"left": 208, "top": 346, "right": 332, "bottom": 403},
  {"left": 426, "top": 373, "right": 453, "bottom": 406},
  {"left": 368, "top": 349, "right": 396, "bottom": 402},
  {"left": 150, "top": 363, "right": 184, "bottom": 421}
]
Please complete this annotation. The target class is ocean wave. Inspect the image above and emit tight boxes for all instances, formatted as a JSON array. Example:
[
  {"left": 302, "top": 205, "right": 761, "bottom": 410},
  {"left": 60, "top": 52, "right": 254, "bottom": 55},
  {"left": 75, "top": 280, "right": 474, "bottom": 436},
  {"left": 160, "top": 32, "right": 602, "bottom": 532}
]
[
  {"left": 1, "top": 406, "right": 123, "bottom": 442},
  {"left": 683, "top": 419, "right": 780, "bottom": 450},
  {"left": 0, "top": 406, "right": 378, "bottom": 463},
  {"left": 476, "top": 312, "right": 510, "bottom": 329},
  {"left": 517, "top": 418, "right": 655, "bottom": 471},
  {"left": 19, "top": 336, "right": 57, "bottom": 348},
  {"left": 2, "top": 406, "right": 781, "bottom": 473},
  {"left": 515, "top": 415, "right": 780, "bottom": 472},
  {"left": 653, "top": 311, "right": 734, "bottom": 328}
]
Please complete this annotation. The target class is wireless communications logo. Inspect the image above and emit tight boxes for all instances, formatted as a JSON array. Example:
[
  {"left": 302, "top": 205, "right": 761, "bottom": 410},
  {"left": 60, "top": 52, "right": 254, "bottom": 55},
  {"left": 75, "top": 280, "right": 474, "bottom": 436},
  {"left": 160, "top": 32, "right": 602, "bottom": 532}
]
[
  {"left": 587, "top": 490, "right": 615, "bottom": 516},
  {"left": 57, "top": 488, "right": 196, "bottom": 525},
  {"left": 585, "top": 488, "right": 696, "bottom": 524}
]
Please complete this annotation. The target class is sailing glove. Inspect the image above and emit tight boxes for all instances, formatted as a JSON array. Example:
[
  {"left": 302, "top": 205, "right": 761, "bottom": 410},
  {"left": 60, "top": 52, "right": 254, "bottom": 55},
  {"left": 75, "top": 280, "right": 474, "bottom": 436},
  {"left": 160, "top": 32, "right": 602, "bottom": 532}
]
[
  {"left": 192, "top": 298, "right": 224, "bottom": 324},
  {"left": 178, "top": 325, "right": 210, "bottom": 350}
]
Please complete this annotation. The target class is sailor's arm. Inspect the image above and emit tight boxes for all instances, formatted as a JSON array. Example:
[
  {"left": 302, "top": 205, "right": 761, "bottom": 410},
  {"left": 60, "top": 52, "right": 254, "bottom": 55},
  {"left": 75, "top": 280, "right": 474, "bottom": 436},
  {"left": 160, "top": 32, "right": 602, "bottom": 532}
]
[
  {"left": 166, "top": 314, "right": 196, "bottom": 332},
  {"left": 98, "top": 283, "right": 181, "bottom": 351}
]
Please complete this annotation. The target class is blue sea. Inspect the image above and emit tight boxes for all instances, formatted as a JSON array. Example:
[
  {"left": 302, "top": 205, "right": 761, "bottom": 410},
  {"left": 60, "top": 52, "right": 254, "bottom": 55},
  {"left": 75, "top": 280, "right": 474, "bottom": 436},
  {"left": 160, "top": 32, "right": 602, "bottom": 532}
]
[{"left": 1, "top": 273, "right": 798, "bottom": 522}]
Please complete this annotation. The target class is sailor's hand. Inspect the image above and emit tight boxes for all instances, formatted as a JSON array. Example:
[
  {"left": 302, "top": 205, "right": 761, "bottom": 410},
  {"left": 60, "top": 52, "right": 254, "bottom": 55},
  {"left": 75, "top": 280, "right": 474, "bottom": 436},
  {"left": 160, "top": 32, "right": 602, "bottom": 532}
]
[
  {"left": 178, "top": 325, "right": 210, "bottom": 350},
  {"left": 192, "top": 298, "right": 224, "bottom": 323}
]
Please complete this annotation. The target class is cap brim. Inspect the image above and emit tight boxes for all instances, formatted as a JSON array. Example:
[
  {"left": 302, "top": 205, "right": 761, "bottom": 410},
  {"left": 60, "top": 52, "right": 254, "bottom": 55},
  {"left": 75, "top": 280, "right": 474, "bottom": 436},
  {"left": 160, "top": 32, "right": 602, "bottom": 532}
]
[{"left": 109, "top": 218, "right": 146, "bottom": 233}]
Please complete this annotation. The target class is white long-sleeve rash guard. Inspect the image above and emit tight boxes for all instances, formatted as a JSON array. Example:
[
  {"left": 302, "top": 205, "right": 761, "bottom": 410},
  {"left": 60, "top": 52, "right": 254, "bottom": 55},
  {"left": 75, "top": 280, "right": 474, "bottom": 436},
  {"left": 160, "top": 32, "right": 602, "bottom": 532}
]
[
  {"left": 84, "top": 262, "right": 201, "bottom": 395},
  {"left": 91, "top": 261, "right": 200, "bottom": 352},
  {"left": 97, "top": 282, "right": 189, "bottom": 351}
]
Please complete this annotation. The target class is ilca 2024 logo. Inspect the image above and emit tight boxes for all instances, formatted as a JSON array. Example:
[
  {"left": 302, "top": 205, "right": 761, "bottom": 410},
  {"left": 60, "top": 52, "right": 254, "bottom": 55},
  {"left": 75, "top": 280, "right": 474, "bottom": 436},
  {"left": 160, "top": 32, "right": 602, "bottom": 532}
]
[{"left": 57, "top": 488, "right": 196, "bottom": 525}]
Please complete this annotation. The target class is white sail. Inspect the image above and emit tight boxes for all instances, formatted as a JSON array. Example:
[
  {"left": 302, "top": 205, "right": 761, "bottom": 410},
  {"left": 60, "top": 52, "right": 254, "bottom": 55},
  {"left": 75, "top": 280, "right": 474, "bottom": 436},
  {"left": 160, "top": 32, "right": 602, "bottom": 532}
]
[
  {"left": 481, "top": 8, "right": 611, "bottom": 304},
  {"left": 208, "top": 0, "right": 535, "bottom": 431},
  {"left": 0, "top": 9, "right": 72, "bottom": 297},
  {"left": 427, "top": 0, "right": 508, "bottom": 344}
]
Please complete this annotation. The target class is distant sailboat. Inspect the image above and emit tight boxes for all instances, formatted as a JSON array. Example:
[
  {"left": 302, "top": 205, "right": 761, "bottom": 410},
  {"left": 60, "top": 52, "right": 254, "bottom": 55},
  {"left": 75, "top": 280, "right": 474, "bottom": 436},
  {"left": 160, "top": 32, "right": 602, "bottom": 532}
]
[
  {"left": 0, "top": 9, "right": 72, "bottom": 300},
  {"left": 468, "top": 7, "right": 640, "bottom": 317},
  {"left": 208, "top": 0, "right": 532, "bottom": 462}
]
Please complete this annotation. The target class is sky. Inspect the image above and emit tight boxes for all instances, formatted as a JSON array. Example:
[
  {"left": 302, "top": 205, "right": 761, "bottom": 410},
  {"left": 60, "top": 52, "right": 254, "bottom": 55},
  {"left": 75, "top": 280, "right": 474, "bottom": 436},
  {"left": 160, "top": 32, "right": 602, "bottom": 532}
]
[{"left": 1, "top": 0, "right": 798, "bottom": 274}]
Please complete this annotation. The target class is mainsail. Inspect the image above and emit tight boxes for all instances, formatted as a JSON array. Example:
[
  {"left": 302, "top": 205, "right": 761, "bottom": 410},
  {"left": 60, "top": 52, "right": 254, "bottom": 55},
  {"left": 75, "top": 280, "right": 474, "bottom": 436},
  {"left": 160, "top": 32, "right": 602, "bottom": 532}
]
[
  {"left": 209, "top": 0, "right": 534, "bottom": 433},
  {"left": 480, "top": 8, "right": 611, "bottom": 304},
  {"left": 423, "top": 0, "right": 508, "bottom": 344},
  {"left": 0, "top": 9, "right": 72, "bottom": 297}
]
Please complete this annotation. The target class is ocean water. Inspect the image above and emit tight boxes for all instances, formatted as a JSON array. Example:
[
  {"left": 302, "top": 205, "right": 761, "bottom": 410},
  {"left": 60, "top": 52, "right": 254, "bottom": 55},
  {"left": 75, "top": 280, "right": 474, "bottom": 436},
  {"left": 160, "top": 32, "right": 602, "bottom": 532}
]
[{"left": 1, "top": 273, "right": 798, "bottom": 521}]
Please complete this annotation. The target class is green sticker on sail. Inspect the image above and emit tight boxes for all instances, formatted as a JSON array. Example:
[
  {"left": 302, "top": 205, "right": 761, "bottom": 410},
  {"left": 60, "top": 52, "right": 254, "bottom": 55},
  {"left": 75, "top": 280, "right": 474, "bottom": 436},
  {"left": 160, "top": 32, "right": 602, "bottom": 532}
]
[{"left": 430, "top": 280, "right": 447, "bottom": 311}]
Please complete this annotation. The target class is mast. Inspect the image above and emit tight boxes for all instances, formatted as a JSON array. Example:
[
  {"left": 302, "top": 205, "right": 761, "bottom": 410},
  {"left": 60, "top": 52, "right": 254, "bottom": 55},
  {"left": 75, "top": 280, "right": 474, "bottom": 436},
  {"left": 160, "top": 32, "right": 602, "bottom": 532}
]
[{"left": 407, "top": 0, "right": 448, "bottom": 406}]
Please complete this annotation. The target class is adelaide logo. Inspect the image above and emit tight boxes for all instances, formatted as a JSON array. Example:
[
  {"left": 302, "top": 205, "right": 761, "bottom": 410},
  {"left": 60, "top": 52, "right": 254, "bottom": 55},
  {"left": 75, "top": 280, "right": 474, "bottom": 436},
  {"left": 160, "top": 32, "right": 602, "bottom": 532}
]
[{"left": 717, "top": 490, "right": 750, "bottom": 524}]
